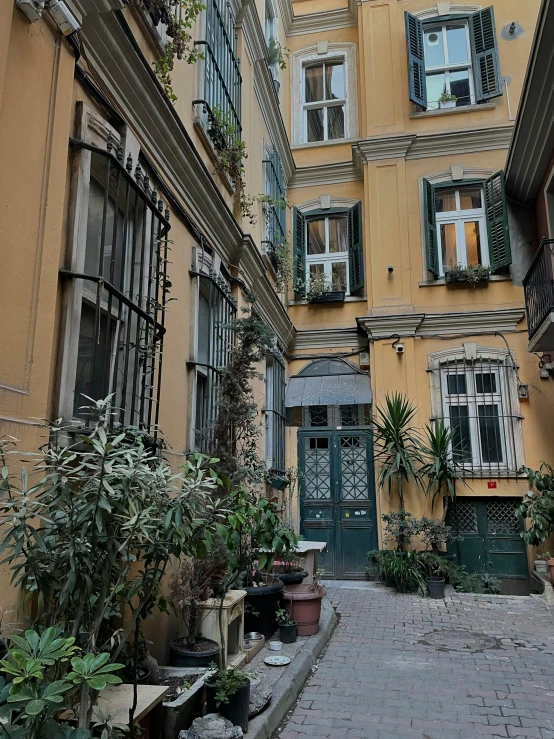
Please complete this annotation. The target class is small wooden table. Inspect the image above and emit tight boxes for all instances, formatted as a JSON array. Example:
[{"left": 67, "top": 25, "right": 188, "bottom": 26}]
[{"left": 96, "top": 684, "right": 170, "bottom": 739}]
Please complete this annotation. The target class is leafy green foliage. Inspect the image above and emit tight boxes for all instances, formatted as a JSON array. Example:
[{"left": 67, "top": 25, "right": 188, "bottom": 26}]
[
  {"left": 206, "top": 667, "right": 250, "bottom": 707},
  {"left": 516, "top": 463, "right": 554, "bottom": 545},
  {"left": 480, "top": 573, "right": 502, "bottom": 594},
  {"left": 415, "top": 516, "right": 458, "bottom": 553},
  {"left": 381, "top": 511, "right": 417, "bottom": 550},
  {"left": 275, "top": 608, "right": 295, "bottom": 626},
  {"left": 419, "top": 421, "right": 468, "bottom": 514},
  {"left": 266, "top": 36, "right": 288, "bottom": 70},
  {"left": 444, "top": 263, "right": 490, "bottom": 286},
  {"left": 373, "top": 393, "right": 422, "bottom": 513},
  {"left": 150, "top": 0, "right": 206, "bottom": 101}
]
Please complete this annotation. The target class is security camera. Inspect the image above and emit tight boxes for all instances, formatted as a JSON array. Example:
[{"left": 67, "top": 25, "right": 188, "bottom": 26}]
[
  {"left": 395, "top": 343, "right": 405, "bottom": 355},
  {"left": 387, "top": 265, "right": 394, "bottom": 273}
]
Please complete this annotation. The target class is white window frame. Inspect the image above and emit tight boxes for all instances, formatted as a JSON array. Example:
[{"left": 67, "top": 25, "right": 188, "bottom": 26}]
[
  {"left": 424, "top": 20, "right": 476, "bottom": 110},
  {"left": 435, "top": 186, "right": 489, "bottom": 276},
  {"left": 302, "top": 58, "right": 347, "bottom": 144},
  {"left": 428, "top": 345, "right": 524, "bottom": 477},
  {"left": 291, "top": 44, "right": 358, "bottom": 147},
  {"left": 305, "top": 214, "right": 350, "bottom": 295}
]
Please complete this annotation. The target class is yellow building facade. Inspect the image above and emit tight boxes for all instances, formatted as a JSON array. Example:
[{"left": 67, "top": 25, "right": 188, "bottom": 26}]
[{"left": 0, "top": 0, "right": 551, "bottom": 628}]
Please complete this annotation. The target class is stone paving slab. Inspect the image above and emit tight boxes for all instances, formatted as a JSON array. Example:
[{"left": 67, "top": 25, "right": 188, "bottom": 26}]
[{"left": 275, "top": 581, "right": 554, "bottom": 739}]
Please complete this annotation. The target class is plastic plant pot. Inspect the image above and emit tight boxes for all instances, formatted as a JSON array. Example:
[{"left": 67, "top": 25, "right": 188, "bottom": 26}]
[
  {"left": 205, "top": 679, "right": 250, "bottom": 733},
  {"left": 282, "top": 584, "right": 325, "bottom": 636},
  {"left": 169, "top": 638, "right": 220, "bottom": 668},
  {"left": 426, "top": 577, "right": 445, "bottom": 599},
  {"left": 279, "top": 623, "right": 297, "bottom": 644}
]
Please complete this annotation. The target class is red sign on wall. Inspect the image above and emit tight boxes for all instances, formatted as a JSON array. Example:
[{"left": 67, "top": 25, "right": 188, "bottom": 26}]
[{"left": 487, "top": 481, "right": 497, "bottom": 489}]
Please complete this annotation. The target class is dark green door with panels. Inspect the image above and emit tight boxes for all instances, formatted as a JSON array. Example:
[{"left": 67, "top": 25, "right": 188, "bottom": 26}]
[
  {"left": 447, "top": 497, "right": 528, "bottom": 589},
  {"left": 299, "top": 431, "right": 377, "bottom": 579}
]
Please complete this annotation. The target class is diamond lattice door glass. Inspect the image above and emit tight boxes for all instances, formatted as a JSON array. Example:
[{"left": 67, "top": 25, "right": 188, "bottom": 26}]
[
  {"left": 304, "top": 437, "right": 332, "bottom": 500},
  {"left": 340, "top": 436, "right": 369, "bottom": 500}
]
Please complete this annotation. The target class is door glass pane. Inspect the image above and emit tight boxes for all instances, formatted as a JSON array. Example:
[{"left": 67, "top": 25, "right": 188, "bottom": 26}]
[
  {"left": 327, "top": 106, "right": 345, "bottom": 140},
  {"left": 309, "top": 263, "right": 325, "bottom": 279},
  {"left": 459, "top": 188, "right": 482, "bottom": 210},
  {"left": 331, "top": 261, "right": 347, "bottom": 291},
  {"left": 475, "top": 372, "right": 497, "bottom": 394},
  {"left": 340, "top": 435, "right": 368, "bottom": 500},
  {"left": 340, "top": 404, "right": 359, "bottom": 426},
  {"left": 325, "top": 62, "right": 345, "bottom": 100},
  {"left": 446, "top": 25, "right": 468, "bottom": 64},
  {"left": 446, "top": 373, "right": 467, "bottom": 395},
  {"left": 307, "top": 219, "right": 326, "bottom": 254},
  {"left": 478, "top": 405, "right": 503, "bottom": 464},
  {"left": 440, "top": 223, "right": 457, "bottom": 269},
  {"left": 449, "top": 405, "right": 472, "bottom": 462},
  {"left": 307, "top": 108, "right": 324, "bottom": 142},
  {"left": 305, "top": 64, "right": 324, "bottom": 102},
  {"left": 304, "top": 436, "right": 331, "bottom": 499},
  {"left": 329, "top": 217, "right": 348, "bottom": 253},
  {"left": 75, "top": 303, "right": 109, "bottom": 416},
  {"left": 464, "top": 221, "right": 482, "bottom": 264},
  {"left": 435, "top": 189, "right": 457, "bottom": 212},
  {"left": 450, "top": 69, "right": 471, "bottom": 106},
  {"left": 426, "top": 72, "right": 446, "bottom": 109},
  {"left": 424, "top": 27, "right": 445, "bottom": 67}
]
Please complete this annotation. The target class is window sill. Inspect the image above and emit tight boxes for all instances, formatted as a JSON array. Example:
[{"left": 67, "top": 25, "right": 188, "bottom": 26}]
[
  {"left": 288, "top": 295, "right": 366, "bottom": 305},
  {"left": 410, "top": 102, "right": 496, "bottom": 119},
  {"left": 291, "top": 137, "right": 359, "bottom": 151},
  {"left": 419, "top": 275, "right": 512, "bottom": 287}
]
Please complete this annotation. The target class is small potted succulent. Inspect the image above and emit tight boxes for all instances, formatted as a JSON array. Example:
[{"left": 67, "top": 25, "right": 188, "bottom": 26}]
[
  {"left": 535, "top": 552, "right": 551, "bottom": 574},
  {"left": 439, "top": 90, "right": 457, "bottom": 109},
  {"left": 282, "top": 568, "right": 326, "bottom": 635},
  {"left": 276, "top": 607, "right": 297, "bottom": 644},
  {"left": 205, "top": 667, "right": 251, "bottom": 732}
]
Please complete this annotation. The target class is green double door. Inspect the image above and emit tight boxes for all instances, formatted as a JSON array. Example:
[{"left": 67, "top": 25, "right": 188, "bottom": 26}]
[
  {"left": 299, "top": 430, "right": 377, "bottom": 579},
  {"left": 446, "top": 497, "right": 528, "bottom": 583}
]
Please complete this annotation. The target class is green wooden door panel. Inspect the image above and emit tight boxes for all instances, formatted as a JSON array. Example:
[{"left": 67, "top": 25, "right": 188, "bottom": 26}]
[{"left": 299, "top": 430, "right": 376, "bottom": 578}]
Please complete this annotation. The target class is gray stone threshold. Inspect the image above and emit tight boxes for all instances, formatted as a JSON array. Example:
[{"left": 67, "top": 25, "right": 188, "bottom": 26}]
[{"left": 246, "top": 599, "right": 337, "bottom": 739}]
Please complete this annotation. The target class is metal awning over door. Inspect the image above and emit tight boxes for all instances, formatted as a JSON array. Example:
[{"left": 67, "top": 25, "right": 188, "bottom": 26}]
[{"left": 285, "top": 374, "right": 372, "bottom": 407}]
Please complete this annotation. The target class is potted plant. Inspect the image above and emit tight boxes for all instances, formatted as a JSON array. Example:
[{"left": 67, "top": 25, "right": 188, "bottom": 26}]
[
  {"left": 268, "top": 522, "right": 308, "bottom": 585},
  {"left": 417, "top": 551, "right": 447, "bottom": 599},
  {"left": 379, "top": 551, "right": 397, "bottom": 587},
  {"left": 266, "top": 36, "right": 287, "bottom": 71},
  {"left": 444, "top": 263, "right": 491, "bottom": 287},
  {"left": 365, "top": 550, "right": 383, "bottom": 581},
  {"left": 282, "top": 568, "right": 326, "bottom": 635},
  {"left": 415, "top": 516, "right": 459, "bottom": 556},
  {"left": 205, "top": 667, "right": 251, "bottom": 732},
  {"left": 390, "top": 551, "right": 426, "bottom": 594},
  {"left": 169, "top": 546, "right": 229, "bottom": 667},
  {"left": 295, "top": 272, "right": 346, "bottom": 304},
  {"left": 219, "top": 488, "right": 284, "bottom": 640},
  {"left": 535, "top": 552, "right": 551, "bottom": 573},
  {"left": 276, "top": 607, "right": 297, "bottom": 644},
  {"left": 439, "top": 90, "right": 457, "bottom": 109},
  {"left": 381, "top": 511, "right": 417, "bottom": 552}
]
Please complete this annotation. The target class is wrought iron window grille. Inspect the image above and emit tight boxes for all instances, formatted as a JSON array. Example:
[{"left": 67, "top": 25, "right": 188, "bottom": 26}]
[
  {"left": 265, "top": 351, "right": 286, "bottom": 473},
  {"left": 62, "top": 135, "right": 170, "bottom": 432},
  {"left": 430, "top": 356, "right": 522, "bottom": 478},
  {"left": 261, "top": 148, "right": 287, "bottom": 273}
]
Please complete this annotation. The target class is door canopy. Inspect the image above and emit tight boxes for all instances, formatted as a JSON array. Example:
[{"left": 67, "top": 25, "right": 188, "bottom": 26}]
[{"left": 285, "top": 358, "right": 372, "bottom": 408}]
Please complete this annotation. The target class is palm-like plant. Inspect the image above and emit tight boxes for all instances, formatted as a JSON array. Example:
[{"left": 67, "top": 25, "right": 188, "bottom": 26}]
[
  {"left": 373, "top": 393, "right": 423, "bottom": 513},
  {"left": 419, "top": 420, "right": 468, "bottom": 520}
]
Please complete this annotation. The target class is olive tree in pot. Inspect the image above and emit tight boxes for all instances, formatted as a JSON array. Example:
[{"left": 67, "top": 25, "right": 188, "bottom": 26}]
[
  {"left": 205, "top": 667, "right": 251, "bottom": 732},
  {"left": 169, "top": 543, "right": 229, "bottom": 667},
  {"left": 266, "top": 521, "right": 308, "bottom": 585},
  {"left": 282, "top": 569, "right": 326, "bottom": 636}
]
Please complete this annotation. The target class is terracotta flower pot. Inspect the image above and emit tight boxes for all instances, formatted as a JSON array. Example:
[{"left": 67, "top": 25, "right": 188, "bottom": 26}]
[
  {"left": 547, "top": 558, "right": 554, "bottom": 583},
  {"left": 282, "top": 584, "right": 326, "bottom": 636}
]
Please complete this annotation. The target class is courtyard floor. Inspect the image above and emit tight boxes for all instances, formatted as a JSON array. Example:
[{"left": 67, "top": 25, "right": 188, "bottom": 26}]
[{"left": 278, "top": 580, "right": 554, "bottom": 739}]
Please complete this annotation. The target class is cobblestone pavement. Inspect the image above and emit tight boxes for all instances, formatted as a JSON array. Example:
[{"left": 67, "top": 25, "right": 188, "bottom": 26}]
[{"left": 278, "top": 581, "right": 554, "bottom": 739}]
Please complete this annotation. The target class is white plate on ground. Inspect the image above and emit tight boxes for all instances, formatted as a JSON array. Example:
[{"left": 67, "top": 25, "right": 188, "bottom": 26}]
[{"left": 264, "top": 655, "right": 290, "bottom": 666}]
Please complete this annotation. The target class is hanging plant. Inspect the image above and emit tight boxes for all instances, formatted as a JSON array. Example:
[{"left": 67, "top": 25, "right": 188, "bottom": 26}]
[
  {"left": 147, "top": 0, "right": 206, "bottom": 102},
  {"left": 266, "top": 36, "right": 288, "bottom": 71},
  {"left": 268, "top": 237, "right": 293, "bottom": 293}
]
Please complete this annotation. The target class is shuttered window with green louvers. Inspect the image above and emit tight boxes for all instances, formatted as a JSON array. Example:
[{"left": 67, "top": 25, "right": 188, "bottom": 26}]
[
  {"left": 293, "top": 203, "right": 364, "bottom": 298},
  {"left": 405, "top": 6, "right": 502, "bottom": 111},
  {"left": 422, "top": 172, "right": 511, "bottom": 278}
]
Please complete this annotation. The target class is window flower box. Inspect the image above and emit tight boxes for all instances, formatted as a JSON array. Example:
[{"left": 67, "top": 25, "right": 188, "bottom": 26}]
[
  {"left": 444, "top": 265, "right": 490, "bottom": 288},
  {"left": 439, "top": 100, "right": 457, "bottom": 110},
  {"left": 308, "top": 290, "right": 346, "bottom": 304}
]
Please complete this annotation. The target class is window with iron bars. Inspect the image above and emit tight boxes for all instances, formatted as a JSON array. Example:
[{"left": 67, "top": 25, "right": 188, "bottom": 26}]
[
  {"left": 62, "top": 136, "right": 170, "bottom": 431},
  {"left": 194, "top": 271, "right": 237, "bottom": 452},
  {"left": 262, "top": 147, "right": 286, "bottom": 274},
  {"left": 430, "top": 355, "right": 523, "bottom": 477},
  {"left": 265, "top": 351, "right": 286, "bottom": 473},
  {"left": 195, "top": 0, "right": 242, "bottom": 153}
]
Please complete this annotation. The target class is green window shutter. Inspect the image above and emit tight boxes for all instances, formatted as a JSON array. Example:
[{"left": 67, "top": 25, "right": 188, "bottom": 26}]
[
  {"left": 470, "top": 7, "right": 502, "bottom": 101},
  {"left": 423, "top": 179, "right": 439, "bottom": 277},
  {"left": 292, "top": 207, "right": 306, "bottom": 289},
  {"left": 485, "top": 171, "right": 511, "bottom": 269},
  {"left": 405, "top": 12, "right": 427, "bottom": 108},
  {"left": 348, "top": 202, "right": 364, "bottom": 294}
]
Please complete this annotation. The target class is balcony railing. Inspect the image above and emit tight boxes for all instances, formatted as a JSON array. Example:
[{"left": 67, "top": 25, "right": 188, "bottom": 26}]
[{"left": 523, "top": 239, "right": 554, "bottom": 340}]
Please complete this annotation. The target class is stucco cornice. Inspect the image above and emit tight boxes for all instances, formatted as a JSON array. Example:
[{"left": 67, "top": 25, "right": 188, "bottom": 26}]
[
  {"left": 353, "top": 126, "right": 513, "bottom": 169},
  {"left": 505, "top": 0, "right": 554, "bottom": 204},
  {"left": 275, "top": 0, "right": 357, "bottom": 36},
  {"left": 358, "top": 308, "right": 525, "bottom": 340},
  {"left": 289, "top": 160, "right": 362, "bottom": 188}
]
